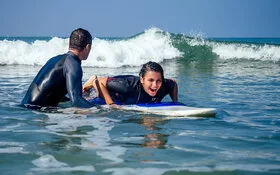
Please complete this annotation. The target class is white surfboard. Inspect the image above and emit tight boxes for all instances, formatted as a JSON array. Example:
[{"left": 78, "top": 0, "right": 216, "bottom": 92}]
[{"left": 120, "top": 102, "right": 216, "bottom": 117}]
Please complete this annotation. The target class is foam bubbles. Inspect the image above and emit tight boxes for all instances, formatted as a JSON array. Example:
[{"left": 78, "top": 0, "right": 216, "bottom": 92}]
[
  {"left": 84, "top": 28, "right": 183, "bottom": 67},
  {"left": 211, "top": 42, "right": 280, "bottom": 61},
  {"left": 0, "top": 28, "right": 182, "bottom": 67},
  {"left": 103, "top": 167, "right": 168, "bottom": 175},
  {"left": 0, "top": 141, "right": 27, "bottom": 154},
  {"left": 188, "top": 37, "right": 280, "bottom": 62},
  {"left": 0, "top": 37, "right": 68, "bottom": 65},
  {"left": 30, "top": 154, "right": 95, "bottom": 173}
]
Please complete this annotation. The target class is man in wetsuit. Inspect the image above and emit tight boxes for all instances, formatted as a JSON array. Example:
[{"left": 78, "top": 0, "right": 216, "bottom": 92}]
[{"left": 21, "top": 28, "right": 94, "bottom": 108}]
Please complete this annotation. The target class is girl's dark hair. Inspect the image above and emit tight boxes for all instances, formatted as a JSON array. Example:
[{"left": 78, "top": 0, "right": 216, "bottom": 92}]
[
  {"left": 139, "top": 61, "right": 164, "bottom": 80},
  {"left": 69, "top": 28, "right": 92, "bottom": 51}
]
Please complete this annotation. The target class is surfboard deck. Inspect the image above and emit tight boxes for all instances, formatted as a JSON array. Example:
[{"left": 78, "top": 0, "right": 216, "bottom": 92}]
[{"left": 120, "top": 102, "right": 216, "bottom": 117}]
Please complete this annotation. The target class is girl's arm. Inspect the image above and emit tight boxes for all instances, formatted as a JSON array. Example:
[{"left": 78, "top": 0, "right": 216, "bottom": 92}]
[
  {"left": 98, "top": 77, "right": 115, "bottom": 105},
  {"left": 170, "top": 80, "right": 178, "bottom": 102}
]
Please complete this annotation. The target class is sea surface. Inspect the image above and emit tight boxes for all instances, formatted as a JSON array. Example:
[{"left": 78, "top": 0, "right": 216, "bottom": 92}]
[{"left": 0, "top": 28, "right": 280, "bottom": 175}]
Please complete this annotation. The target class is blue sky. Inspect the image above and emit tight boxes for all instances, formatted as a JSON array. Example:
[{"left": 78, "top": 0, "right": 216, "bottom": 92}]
[{"left": 1, "top": 0, "right": 280, "bottom": 37}]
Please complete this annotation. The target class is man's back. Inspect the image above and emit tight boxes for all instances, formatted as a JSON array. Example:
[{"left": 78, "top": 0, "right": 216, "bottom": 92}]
[{"left": 21, "top": 54, "right": 67, "bottom": 107}]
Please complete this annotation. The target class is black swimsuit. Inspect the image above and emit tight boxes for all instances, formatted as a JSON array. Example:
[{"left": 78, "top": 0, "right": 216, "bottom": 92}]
[
  {"left": 21, "top": 51, "right": 94, "bottom": 108},
  {"left": 106, "top": 75, "right": 175, "bottom": 104}
]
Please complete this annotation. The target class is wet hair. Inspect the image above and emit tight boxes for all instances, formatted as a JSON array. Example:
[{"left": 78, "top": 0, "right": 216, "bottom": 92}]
[
  {"left": 69, "top": 28, "right": 92, "bottom": 51},
  {"left": 139, "top": 61, "right": 164, "bottom": 80}
]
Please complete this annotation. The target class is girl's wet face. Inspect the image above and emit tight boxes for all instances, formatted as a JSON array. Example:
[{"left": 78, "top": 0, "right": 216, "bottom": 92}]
[{"left": 140, "top": 71, "right": 163, "bottom": 96}]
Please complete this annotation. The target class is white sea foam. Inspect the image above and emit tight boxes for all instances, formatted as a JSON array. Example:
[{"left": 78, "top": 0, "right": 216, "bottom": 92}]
[
  {"left": 0, "top": 141, "right": 25, "bottom": 147},
  {"left": 96, "top": 146, "right": 126, "bottom": 163},
  {"left": 45, "top": 113, "right": 92, "bottom": 132},
  {"left": 189, "top": 37, "right": 280, "bottom": 62},
  {"left": 1, "top": 28, "right": 280, "bottom": 66},
  {"left": 0, "top": 141, "right": 27, "bottom": 154},
  {"left": 103, "top": 167, "right": 169, "bottom": 175},
  {"left": 214, "top": 164, "right": 280, "bottom": 172},
  {"left": 0, "top": 28, "right": 182, "bottom": 67},
  {"left": 211, "top": 42, "right": 280, "bottom": 61},
  {"left": 171, "top": 145, "right": 209, "bottom": 154},
  {"left": 0, "top": 123, "right": 23, "bottom": 131},
  {"left": 30, "top": 154, "right": 95, "bottom": 173},
  {"left": 104, "top": 164, "right": 280, "bottom": 175},
  {"left": 84, "top": 28, "right": 182, "bottom": 67},
  {"left": 220, "top": 149, "right": 279, "bottom": 161},
  {"left": 0, "top": 37, "right": 67, "bottom": 65}
]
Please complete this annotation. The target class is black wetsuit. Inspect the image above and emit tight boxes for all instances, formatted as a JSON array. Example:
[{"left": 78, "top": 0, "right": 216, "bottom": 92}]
[
  {"left": 106, "top": 75, "right": 175, "bottom": 104},
  {"left": 21, "top": 51, "right": 94, "bottom": 108}
]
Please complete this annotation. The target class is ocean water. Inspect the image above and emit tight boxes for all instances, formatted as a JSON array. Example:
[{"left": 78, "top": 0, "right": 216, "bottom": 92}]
[{"left": 0, "top": 28, "right": 280, "bottom": 175}]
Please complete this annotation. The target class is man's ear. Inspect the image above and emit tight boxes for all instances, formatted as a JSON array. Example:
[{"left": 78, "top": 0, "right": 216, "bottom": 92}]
[{"left": 86, "top": 44, "right": 91, "bottom": 51}]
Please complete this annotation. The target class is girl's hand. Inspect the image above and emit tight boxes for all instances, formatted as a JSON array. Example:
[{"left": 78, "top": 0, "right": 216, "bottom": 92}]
[
  {"left": 83, "top": 75, "right": 97, "bottom": 92},
  {"left": 109, "top": 103, "right": 120, "bottom": 109}
]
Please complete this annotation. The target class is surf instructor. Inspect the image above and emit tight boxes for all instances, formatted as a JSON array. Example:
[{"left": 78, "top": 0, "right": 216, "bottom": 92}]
[{"left": 21, "top": 28, "right": 94, "bottom": 108}]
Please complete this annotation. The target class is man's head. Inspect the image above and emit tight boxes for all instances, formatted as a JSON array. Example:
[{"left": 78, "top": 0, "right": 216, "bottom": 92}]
[{"left": 69, "top": 28, "right": 92, "bottom": 60}]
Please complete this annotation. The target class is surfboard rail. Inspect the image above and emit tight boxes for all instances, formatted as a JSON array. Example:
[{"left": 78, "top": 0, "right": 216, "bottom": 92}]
[{"left": 120, "top": 102, "right": 216, "bottom": 117}]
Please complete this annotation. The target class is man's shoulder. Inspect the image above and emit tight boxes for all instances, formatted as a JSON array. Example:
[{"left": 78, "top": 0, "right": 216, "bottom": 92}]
[
  {"left": 64, "top": 52, "right": 81, "bottom": 65},
  {"left": 49, "top": 53, "right": 67, "bottom": 60},
  {"left": 43, "top": 53, "right": 67, "bottom": 67}
]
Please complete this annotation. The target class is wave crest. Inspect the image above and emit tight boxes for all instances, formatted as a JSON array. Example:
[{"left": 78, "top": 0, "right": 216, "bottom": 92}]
[{"left": 0, "top": 28, "right": 182, "bottom": 67}]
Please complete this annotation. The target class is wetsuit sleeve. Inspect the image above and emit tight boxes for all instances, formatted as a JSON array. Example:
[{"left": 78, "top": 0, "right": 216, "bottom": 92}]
[
  {"left": 64, "top": 57, "right": 94, "bottom": 108},
  {"left": 106, "top": 76, "right": 134, "bottom": 93},
  {"left": 165, "top": 79, "right": 178, "bottom": 102}
]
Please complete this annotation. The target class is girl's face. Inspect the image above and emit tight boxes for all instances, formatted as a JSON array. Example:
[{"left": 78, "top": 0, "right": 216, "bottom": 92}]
[{"left": 140, "top": 71, "right": 163, "bottom": 96}]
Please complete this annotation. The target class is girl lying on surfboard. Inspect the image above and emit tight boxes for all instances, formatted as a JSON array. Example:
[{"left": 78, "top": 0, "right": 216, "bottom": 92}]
[{"left": 83, "top": 61, "right": 178, "bottom": 107}]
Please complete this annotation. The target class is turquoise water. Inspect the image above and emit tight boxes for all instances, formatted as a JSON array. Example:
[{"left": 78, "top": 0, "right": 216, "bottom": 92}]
[{"left": 0, "top": 28, "right": 280, "bottom": 174}]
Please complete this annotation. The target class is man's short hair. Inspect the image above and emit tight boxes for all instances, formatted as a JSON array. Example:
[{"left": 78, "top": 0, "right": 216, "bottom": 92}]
[{"left": 69, "top": 28, "right": 92, "bottom": 51}]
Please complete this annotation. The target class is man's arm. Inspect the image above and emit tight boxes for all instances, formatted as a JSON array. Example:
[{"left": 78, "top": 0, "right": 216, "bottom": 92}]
[{"left": 64, "top": 57, "right": 94, "bottom": 108}]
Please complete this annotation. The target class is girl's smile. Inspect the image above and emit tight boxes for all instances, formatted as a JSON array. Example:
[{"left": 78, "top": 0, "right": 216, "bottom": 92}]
[{"left": 140, "top": 71, "right": 162, "bottom": 96}]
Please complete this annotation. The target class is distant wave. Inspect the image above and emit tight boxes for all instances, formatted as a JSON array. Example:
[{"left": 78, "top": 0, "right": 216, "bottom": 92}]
[
  {"left": 1, "top": 28, "right": 280, "bottom": 67},
  {"left": 171, "top": 33, "right": 280, "bottom": 62}
]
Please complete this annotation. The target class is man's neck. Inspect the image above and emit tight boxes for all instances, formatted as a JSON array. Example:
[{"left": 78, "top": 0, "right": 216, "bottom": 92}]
[{"left": 69, "top": 49, "right": 82, "bottom": 60}]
